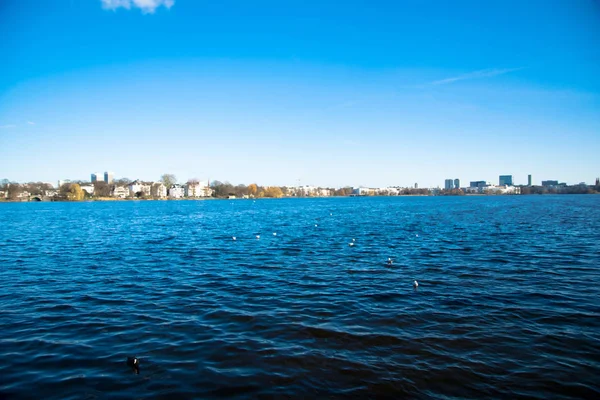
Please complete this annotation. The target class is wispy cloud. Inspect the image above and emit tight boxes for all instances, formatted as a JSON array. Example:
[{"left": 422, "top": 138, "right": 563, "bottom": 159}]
[
  {"left": 0, "top": 124, "right": 16, "bottom": 129},
  {"left": 27, "top": 121, "right": 35, "bottom": 125},
  {"left": 101, "top": 0, "right": 175, "bottom": 13},
  {"left": 431, "top": 67, "right": 524, "bottom": 86}
]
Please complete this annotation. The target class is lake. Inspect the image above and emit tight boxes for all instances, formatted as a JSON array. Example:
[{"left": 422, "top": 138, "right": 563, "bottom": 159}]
[{"left": 1, "top": 196, "right": 599, "bottom": 399}]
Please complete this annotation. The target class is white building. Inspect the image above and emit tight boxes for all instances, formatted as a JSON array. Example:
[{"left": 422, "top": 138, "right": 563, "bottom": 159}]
[
  {"left": 169, "top": 184, "right": 185, "bottom": 199},
  {"left": 483, "top": 185, "right": 521, "bottom": 195},
  {"left": 376, "top": 187, "right": 400, "bottom": 196},
  {"left": 152, "top": 182, "right": 167, "bottom": 198},
  {"left": 185, "top": 181, "right": 211, "bottom": 197},
  {"left": 352, "top": 187, "right": 375, "bottom": 196},
  {"left": 128, "top": 180, "right": 151, "bottom": 197},
  {"left": 80, "top": 185, "right": 94, "bottom": 196},
  {"left": 112, "top": 186, "right": 129, "bottom": 198}
]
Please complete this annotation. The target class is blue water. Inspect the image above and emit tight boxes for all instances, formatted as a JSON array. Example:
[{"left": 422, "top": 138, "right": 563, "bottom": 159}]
[{"left": 1, "top": 196, "right": 599, "bottom": 399}]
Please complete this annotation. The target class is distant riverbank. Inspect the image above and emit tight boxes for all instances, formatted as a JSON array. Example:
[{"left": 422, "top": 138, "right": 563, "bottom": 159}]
[{"left": 1, "top": 192, "right": 598, "bottom": 203}]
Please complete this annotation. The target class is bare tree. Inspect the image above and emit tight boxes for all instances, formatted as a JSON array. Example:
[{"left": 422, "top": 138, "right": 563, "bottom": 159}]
[
  {"left": 7, "top": 183, "right": 22, "bottom": 200},
  {"left": 161, "top": 174, "right": 177, "bottom": 188},
  {"left": 93, "top": 181, "right": 111, "bottom": 197}
]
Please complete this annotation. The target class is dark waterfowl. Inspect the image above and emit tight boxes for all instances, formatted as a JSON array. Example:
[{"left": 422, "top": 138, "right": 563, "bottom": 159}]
[{"left": 127, "top": 357, "right": 139, "bottom": 374}]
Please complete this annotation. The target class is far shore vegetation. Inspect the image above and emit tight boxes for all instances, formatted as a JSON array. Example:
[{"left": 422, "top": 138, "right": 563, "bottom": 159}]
[{"left": 1, "top": 175, "right": 599, "bottom": 203}]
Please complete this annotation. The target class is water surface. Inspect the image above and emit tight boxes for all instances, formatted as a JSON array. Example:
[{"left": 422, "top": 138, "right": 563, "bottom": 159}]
[{"left": 1, "top": 196, "right": 599, "bottom": 398}]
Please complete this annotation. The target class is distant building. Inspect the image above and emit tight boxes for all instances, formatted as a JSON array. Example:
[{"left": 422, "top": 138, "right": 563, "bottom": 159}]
[
  {"left": 168, "top": 184, "right": 185, "bottom": 198},
  {"left": 470, "top": 181, "right": 488, "bottom": 188},
  {"left": 319, "top": 188, "right": 332, "bottom": 197},
  {"left": 152, "top": 182, "right": 167, "bottom": 198},
  {"left": 444, "top": 179, "right": 454, "bottom": 190},
  {"left": 80, "top": 185, "right": 94, "bottom": 196},
  {"left": 528, "top": 174, "right": 532, "bottom": 186},
  {"left": 185, "top": 181, "right": 211, "bottom": 197},
  {"left": 112, "top": 186, "right": 128, "bottom": 198},
  {"left": 454, "top": 179, "right": 460, "bottom": 189},
  {"left": 414, "top": 183, "right": 418, "bottom": 189},
  {"left": 104, "top": 171, "right": 114, "bottom": 184},
  {"left": 91, "top": 172, "right": 102, "bottom": 183},
  {"left": 484, "top": 185, "right": 521, "bottom": 195},
  {"left": 542, "top": 180, "right": 559, "bottom": 187},
  {"left": 128, "top": 180, "right": 151, "bottom": 197},
  {"left": 499, "top": 175, "right": 513, "bottom": 186},
  {"left": 352, "top": 187, "right": 374, "bottom": 196}
]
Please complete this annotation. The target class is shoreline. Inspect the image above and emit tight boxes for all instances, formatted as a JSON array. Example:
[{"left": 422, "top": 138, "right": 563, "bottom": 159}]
[{"left": 1, "top": 192, "right": 598, "bottom": 203}]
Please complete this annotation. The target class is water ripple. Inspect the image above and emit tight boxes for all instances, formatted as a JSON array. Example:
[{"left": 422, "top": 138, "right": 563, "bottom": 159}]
[{"left": 1, "top": 196, "right": 599, "bottom": 399}]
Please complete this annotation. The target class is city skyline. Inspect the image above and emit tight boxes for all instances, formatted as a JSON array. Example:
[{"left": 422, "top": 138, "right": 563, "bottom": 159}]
[
  {"left": 10, "top": 169, "right": 593, "bottom": 190},
  {"left": 1, "top": 0, "right": 599, "bottom": 187}
]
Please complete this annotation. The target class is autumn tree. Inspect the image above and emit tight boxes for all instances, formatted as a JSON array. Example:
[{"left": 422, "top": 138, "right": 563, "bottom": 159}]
[
  {"left": 248, "top": 183, "right": 258, "bottom": 197},
  {"left": 264, "top": 186, "right": 284, "bottom": 198},
  {"left": 67, "top": 183, "right": 84, "bottom": 201}
]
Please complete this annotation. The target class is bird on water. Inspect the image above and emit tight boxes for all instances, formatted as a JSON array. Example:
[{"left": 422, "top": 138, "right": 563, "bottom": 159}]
[
  {"left": 387, "top": 258, "right": 393, "bottom": 266},
  {"left": 413, "top": 280, "right": 419, "bottom": 290},
  {"left": 127, "top": 357, "right": 139, "bottom": 374}
]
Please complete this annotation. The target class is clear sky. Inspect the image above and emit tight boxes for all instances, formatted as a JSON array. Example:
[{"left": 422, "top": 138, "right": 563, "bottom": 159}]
[{"left": 1, "top": 0, "right": 599, "bottom": 188}]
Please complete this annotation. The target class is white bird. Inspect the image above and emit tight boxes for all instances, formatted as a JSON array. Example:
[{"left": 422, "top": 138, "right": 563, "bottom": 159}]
[
  {"left": 273, "top": 232, "right": 277, "bottom": 236},
  {"left": 413, "top": 280, "right": 419, "bottom": 289},
  {"left": 349, "top": 242, "right": 354, "bottom": 247},
  {"left": 315, "top": 224, "right": 318, "bottom": 227},
  {"left": 387, "top": 258, "right": 393, "bottom": 266},
  {"left": 352, "top": 238, "right": 356, "bottom": 242},
  {"left": 330, "top": 213, "right": 333, "bottom": 216},
  {"left": 232, "top": 236, "right": 236, "bottom": 241},
  {"left": 416, "top": 234, "right": 419, "bottom": 237},
  {"left": 256, "top": 235, "right": 260, "bottom": 239}
]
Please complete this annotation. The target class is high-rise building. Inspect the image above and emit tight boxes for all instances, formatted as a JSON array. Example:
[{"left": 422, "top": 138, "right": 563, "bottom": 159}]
[
  {"left": 470, "top": 181, "right": 487, "bottom": 188},
  {"left": 91, "top": 172, "right": 102, "bottom": 183},
  {"left": 444, "top": 179, "right": 454, "bottom": 190},
  {"left": 528, "top": 174, "right": 532, "bottom": 186},
  {"left": 414, "top": 183, "right": 418, "bottom": 189},
  {"left": 104, "top": 171, "right": 114, "bottom": 184},
  {"left": 454, "top": 179, "right": 460, "bottom": 189},
  {"left": 499, "top": 175, "right": 513, "bottom": 186},
  {"left": 542, "top": 180, "right": 559, "bottom": 187}
]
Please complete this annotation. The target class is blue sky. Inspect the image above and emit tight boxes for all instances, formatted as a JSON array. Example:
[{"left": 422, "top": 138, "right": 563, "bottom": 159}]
[{"left": 1, "top": 0, "right": 599, "bottom": 188}]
